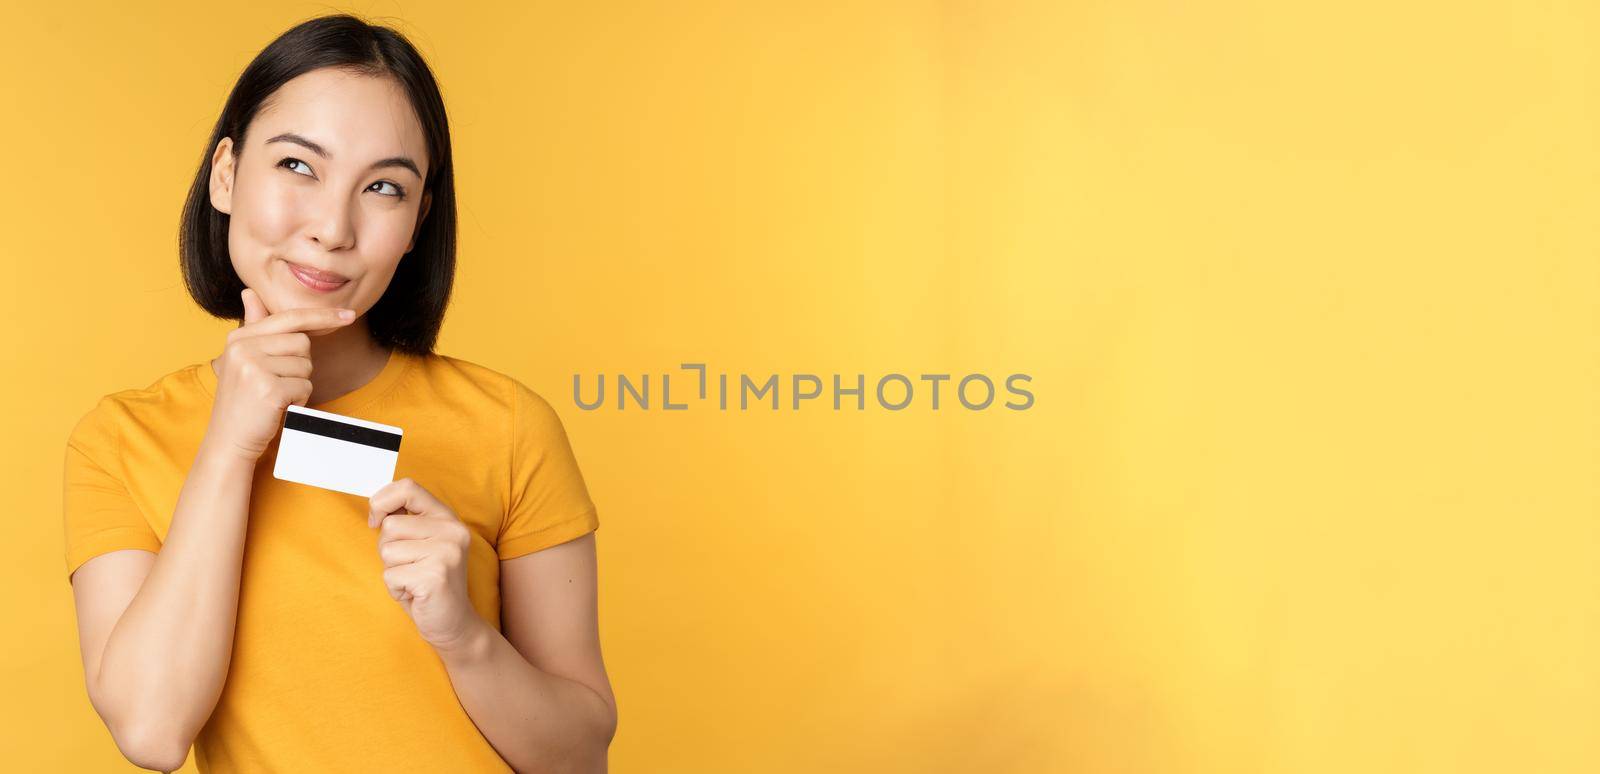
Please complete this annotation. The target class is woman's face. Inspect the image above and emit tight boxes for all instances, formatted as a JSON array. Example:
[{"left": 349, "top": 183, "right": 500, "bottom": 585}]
[{"left": 208, "top": 67, "right": 432, "bottom": 317}]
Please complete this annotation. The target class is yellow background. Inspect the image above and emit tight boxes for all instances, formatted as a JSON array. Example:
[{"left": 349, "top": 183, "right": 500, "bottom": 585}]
[{"left": 3, "top": 1, "right": 1595, "bottom": 771}]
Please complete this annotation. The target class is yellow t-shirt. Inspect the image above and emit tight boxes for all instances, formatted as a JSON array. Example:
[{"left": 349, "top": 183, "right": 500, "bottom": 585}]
[{"left": 62, "top": 349, "right": 601, "bottom": 772}]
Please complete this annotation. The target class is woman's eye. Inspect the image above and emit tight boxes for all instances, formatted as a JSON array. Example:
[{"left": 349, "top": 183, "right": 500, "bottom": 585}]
[
  {"left": 274, "top": 158, "right": 403, "bottom": 199},
  {"left": 369, "top": 180, "right": 406, "bottom": 198}
]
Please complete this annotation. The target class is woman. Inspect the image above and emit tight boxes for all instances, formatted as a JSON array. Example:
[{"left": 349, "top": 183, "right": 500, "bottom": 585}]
[{"left": 62, "top": 14, "right": 616, "bottom": 773}]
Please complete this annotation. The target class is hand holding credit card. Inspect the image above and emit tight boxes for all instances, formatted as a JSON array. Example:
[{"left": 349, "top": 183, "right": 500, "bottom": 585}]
[
  {"left": 273, "top": 405, "right": 403, "bottom": 497},
  {"left": 206, "top": 288, "right": 360, "bottom": 462}
]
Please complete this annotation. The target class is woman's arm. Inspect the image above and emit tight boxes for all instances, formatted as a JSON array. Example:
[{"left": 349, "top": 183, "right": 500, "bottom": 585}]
[
  {"left": 68, "top": 299, "right": 348, "bottom": 771},
  {"left": 70, "top": 438, "right": 259, "bottom": 772},
  {"left": 435, "top": 532, "right": 617, "bottom": 774}
]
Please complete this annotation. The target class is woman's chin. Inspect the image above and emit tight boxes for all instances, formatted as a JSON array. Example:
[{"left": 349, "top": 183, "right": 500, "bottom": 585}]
[{"left": 269, "top": 285, "right": 354, "bottom": 314}]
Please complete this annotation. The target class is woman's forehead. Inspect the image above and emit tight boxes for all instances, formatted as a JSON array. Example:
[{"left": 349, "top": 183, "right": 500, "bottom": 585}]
[{"left": 253, "top": 69, "right": 427, "bottom": 169}]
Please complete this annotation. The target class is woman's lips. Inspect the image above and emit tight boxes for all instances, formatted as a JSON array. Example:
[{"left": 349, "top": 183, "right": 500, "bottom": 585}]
[{"left": 286, "top": 261, "right": 350, "bottom": 292}]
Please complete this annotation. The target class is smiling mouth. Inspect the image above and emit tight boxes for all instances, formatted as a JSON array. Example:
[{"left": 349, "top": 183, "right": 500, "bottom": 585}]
[{"left": 286, "top": 260, "right": 350, "bottom": 291}]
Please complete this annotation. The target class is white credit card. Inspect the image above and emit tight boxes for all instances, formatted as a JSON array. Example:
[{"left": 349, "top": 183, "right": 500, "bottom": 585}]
[{"left": 272, "top": 405, "right": 403, "bottom": 497}]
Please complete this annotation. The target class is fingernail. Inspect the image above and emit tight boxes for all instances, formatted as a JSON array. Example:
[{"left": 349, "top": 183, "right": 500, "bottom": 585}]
[{"left": 338, "top": 309, "right": 355, "bottom": 320}]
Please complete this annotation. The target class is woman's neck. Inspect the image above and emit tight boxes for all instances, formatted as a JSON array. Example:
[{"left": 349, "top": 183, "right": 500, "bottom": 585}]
[
  {"left": 304, "top": 318, "right": 391, "bottom": 406},
  {"left": 209, "top": 317, "right": 392, "bottom": 407}
]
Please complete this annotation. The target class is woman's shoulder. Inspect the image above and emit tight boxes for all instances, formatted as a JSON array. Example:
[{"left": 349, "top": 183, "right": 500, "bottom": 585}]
[
  {"left": 403, "top": 354, "right": 578, "bottom": 466},
  {"left": 414, "top": 352, "right": 557, "bottom": 409},
  {"left": 67, "top": 361, "right": 211, "bottom": 451}
]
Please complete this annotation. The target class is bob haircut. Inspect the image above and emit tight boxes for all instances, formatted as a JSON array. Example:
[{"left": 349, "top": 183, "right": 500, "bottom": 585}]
[{"left": 179, "top": 13, "right": 455, "bottom": 356}]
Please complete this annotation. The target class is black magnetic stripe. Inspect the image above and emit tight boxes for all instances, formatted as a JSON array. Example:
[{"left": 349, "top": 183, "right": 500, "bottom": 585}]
[{"left": 283, "top": 411, "right": 402, "bottom": 451}]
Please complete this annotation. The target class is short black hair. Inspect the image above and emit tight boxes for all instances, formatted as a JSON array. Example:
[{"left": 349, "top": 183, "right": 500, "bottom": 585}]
[{"left": 179, "top": 13, "right": 455, "bottom": 355}]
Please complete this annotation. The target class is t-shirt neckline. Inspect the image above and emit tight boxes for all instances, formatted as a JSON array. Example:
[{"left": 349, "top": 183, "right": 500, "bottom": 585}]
[{"left": 194, "top": 347, "right": 413, "bottom": 416}]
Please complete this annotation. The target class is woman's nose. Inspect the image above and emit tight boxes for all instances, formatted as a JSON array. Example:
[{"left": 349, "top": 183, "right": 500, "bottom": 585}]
[{"left": 306, "top": 191, "right": 357, "bottom": 250}]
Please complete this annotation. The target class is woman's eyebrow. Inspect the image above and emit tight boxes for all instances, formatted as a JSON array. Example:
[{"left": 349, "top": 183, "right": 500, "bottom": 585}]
[{"left": 265, "top": 132, "right": 422, "bottom": 179}]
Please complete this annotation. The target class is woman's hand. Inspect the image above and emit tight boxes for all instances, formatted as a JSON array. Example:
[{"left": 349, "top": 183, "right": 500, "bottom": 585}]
[
  {"left": 369, "top": 477, "right": 484, "bottom": 653},
  {"left": 205, "top": 287, "right": 356, "bottom": 461}
]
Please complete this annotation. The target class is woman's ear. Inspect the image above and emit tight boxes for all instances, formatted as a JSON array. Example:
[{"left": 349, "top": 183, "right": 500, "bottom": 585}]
[
  {"left": 208, "top": 137, "right": 236, "bottom": 215},
  {"left": 405, "top": 189, "right": 432, "bottom": 253}
]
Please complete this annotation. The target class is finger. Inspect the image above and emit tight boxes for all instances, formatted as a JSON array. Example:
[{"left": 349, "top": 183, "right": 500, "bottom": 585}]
[
  {"left": 368, "top": 478, "right": 452, "bottom": 527},
  {"left": 304, "top": 312, "right": 359, "bottom": 337},
  {"left": 242, "top": 288, "right": 268, "bottom": 325},
  {"left": 374, "top": 513, "right": 438, "bottom": 542},
  {"left": 262, "top": 355, "right": 313, "bottom": 379},
  {"left": 305, "top": 325, "right": 346, "bottom": 337},
  {"left": 383, "top": 562, "right": 418, "bottom": 602},
  {"left": 280, "top": 376, "right": 314, "bottom": 407},
  {"left": 377, "top": 537, "right": 433, "bottom": 568},
  {"left": 383, "top": 562, "right": 438, "bottom": 603},
  {"left": 243, "top": 332, "right": 313, "bottom": 357},
  {"left": 238, "top": 306, "right": 357, "bottom": 338}
]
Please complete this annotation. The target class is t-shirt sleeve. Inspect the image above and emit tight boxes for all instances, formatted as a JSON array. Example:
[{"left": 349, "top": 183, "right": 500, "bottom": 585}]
[
  {"left": 497, "top": 381, "right": 600, "bottom": 561},
  {"left": 63, "top": 397, "right": 161, "bottom": 582}
]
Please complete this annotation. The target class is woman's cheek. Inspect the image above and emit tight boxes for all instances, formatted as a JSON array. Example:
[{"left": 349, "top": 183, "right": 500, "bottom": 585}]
[
  {"left": 370, "top": 208, "right": 417, "bottom": 254},
  {"left": 251, "top": 184, "right": 305, "bottom": 243},
  {"left": 361, "top": 217, "right": 413, "bottom": 266},
  {"left": 230, "top": 183, "right": 297, "bottom": 258}
]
